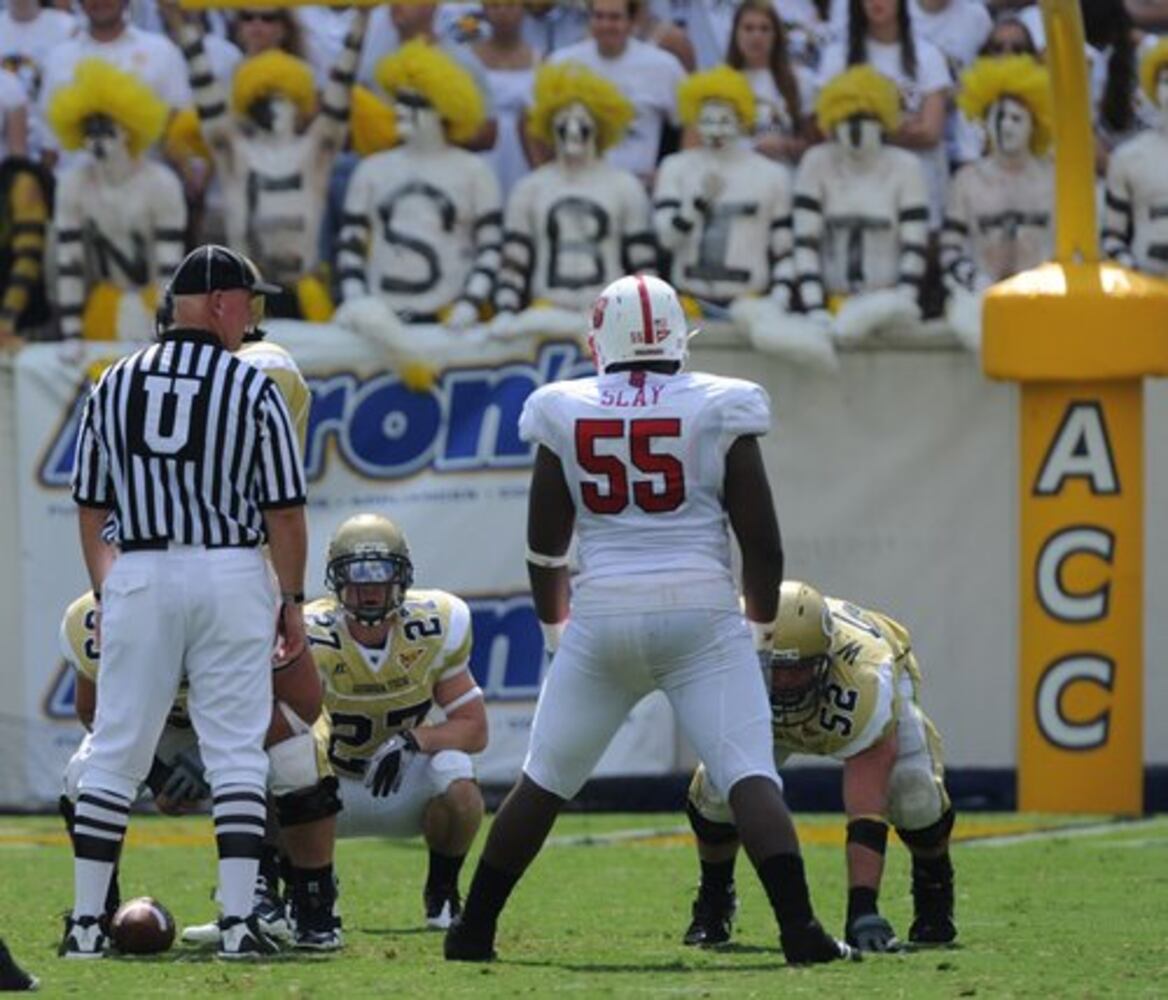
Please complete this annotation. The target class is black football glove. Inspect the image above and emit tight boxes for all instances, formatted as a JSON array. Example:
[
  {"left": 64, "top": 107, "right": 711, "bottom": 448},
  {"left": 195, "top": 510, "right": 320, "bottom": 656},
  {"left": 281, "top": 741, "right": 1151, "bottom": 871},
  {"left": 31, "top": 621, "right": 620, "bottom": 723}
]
[
  {"left": 781, "top": 917, "right": 861, "bottom": 965},
  {"left": 161, "top": 747, "right": 210, "bottom": 803},
  {"left": 364, "top": 731, "right": 421, "bottom": 798},
  {"left": 846, "top": 913, "right": 903, "bottom": 953}
]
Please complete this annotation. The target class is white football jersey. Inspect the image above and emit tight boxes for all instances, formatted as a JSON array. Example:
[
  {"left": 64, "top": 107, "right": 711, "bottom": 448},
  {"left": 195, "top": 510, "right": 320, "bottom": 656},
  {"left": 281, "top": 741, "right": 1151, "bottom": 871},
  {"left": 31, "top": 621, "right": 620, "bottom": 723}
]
[
  {"left": 518, "top": 369, "right": 770, "bottom": 612},
  {"left": 498, "top": 159, "right": 654, "bottom": 312},
  {"left": 654, "top": 146, "right": 793, "bottom": 304}
]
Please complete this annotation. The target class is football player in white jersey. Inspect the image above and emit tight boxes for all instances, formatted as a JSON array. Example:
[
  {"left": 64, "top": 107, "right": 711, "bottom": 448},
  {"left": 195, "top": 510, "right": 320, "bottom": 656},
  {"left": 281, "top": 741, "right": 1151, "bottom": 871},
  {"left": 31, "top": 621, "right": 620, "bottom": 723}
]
[
  {"left": 57, "top": 588, "right": 340, "bottom": 950},
  {"left": 1103, "top": 40, "right": 1168, "bottom": 277},
  {"left": 283, "top": 513, "right": 488, "bottom": 930},
  {"left": 942, "top": 56, "right": 1053, "bottom": 349},
  {"left": 492, "top": 62, "right": 656, "bottom": 332},
  {"left": 684, "top": 582, "right": 956, "bottom": 953},
  {"left": 46, "top": 59, "right": 186, "bottom": 342},
  {"left": 445, "top": 274, "right": 856, "bottom": 967}
]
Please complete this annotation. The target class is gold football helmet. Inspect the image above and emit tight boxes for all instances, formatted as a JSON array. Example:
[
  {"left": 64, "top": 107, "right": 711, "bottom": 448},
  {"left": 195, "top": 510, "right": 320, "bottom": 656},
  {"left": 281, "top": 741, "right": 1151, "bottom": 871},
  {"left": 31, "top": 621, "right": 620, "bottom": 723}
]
[
  {"left": 770, "top": 581, "right": 834, "bottom": 725},
  {"left": 325, "top": 513, "right": 413, "bottom": 625}
]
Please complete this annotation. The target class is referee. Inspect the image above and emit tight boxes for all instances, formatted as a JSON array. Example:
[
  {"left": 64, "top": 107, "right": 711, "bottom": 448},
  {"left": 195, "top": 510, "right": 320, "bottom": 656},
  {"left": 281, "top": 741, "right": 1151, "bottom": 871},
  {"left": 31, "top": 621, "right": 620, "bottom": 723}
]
[{"left": 64, "top": 244, "right": 308, "bottom": 960}]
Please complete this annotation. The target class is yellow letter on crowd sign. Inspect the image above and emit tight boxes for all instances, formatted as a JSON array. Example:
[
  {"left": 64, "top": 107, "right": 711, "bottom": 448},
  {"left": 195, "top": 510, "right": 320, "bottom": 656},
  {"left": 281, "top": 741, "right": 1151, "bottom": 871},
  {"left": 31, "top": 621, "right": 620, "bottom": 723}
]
[{"left": 982, "top": 0, "right": 1168, "bottom": 813}]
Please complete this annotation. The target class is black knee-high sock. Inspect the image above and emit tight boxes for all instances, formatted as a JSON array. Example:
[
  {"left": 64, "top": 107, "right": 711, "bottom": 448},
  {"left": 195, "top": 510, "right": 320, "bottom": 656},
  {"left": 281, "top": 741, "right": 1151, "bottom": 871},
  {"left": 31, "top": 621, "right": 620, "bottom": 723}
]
[
  {"left": 700, "top": 857, "right": 737, "bottom": 896},
  {"left": 426, "top": 850, "right": 466, "bottom": 893}
]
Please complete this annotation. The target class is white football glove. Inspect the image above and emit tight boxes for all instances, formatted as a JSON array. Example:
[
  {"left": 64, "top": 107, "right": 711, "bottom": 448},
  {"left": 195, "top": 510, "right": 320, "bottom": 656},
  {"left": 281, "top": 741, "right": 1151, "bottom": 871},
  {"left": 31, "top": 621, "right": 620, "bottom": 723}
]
[{"left": 364, "top": 731, "right": 421, "bottom": 798}]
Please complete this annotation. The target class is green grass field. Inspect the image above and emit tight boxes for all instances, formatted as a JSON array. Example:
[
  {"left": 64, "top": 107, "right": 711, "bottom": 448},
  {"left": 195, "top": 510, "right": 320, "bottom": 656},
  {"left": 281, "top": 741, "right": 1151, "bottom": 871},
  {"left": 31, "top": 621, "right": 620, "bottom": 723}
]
[{"left": 1, "top": 812, "right": 1165, "bottom": 998}]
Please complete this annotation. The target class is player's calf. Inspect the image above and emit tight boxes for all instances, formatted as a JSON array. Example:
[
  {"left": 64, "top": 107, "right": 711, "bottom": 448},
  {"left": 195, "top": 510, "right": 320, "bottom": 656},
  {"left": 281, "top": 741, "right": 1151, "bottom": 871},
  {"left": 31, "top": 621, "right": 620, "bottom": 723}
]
[{"left": 422, "top": 778, "right": 483, "bottom": 930}]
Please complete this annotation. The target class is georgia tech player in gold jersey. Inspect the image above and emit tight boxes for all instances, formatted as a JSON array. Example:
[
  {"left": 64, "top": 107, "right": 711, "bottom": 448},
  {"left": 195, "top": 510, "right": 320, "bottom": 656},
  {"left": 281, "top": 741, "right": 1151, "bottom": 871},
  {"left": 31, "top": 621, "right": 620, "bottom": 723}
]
[
  {"left": 303, "top": 512, "right": 488, "bottom": 929},
  {"left": 57, "top": 589, "right": 335, "bottom": 948},
  {"left": 685, "top": 582, "right": 956, "bottom": 953}
]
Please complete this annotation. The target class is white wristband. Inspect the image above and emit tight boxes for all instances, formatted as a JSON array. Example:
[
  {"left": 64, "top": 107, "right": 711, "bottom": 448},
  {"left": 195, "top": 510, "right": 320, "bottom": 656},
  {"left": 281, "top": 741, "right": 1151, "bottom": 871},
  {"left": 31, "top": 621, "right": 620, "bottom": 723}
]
[
  {"left": 526, "top": 546, "right": 570, "bottom": 569},
  {"left": 540, "top": 620, "right": 565, "bottom": 654},
  {"left": 749, "top": 620, "right": 774, "bottom": 652}
]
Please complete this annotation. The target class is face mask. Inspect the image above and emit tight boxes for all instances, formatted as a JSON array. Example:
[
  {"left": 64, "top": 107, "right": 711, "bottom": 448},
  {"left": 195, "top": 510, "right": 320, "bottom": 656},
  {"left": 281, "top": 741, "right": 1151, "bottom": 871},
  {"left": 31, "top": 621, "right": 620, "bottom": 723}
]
[
  {"left": 834, "top": 115, "right": 883, "bottom": 157},
  {"left": 988, "top": 96, "right": 1033, "bottom": 158},
  {"left": 696, "top": 99, "right": 741, "bottom": 151},
  {"left": 552, "top": 101, "right": 597, "bottom": 163}
]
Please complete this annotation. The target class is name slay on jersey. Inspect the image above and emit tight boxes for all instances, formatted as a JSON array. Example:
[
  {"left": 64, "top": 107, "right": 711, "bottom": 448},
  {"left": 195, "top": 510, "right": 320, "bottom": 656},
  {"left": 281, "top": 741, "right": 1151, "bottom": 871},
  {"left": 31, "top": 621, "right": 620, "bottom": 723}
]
[
  {"left": 599, "top": 385, "right": 665, "bottom": 408},
  {"left": 39, "top": 343, "right": 595, "bottom": 487}
]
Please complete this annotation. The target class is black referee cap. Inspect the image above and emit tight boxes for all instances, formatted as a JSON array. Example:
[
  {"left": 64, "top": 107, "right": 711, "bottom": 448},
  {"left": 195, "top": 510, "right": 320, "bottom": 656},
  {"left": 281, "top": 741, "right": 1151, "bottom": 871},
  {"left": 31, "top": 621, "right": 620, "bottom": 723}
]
[{"left": 169, "top": 244, "right": 282, "bottom": 296}]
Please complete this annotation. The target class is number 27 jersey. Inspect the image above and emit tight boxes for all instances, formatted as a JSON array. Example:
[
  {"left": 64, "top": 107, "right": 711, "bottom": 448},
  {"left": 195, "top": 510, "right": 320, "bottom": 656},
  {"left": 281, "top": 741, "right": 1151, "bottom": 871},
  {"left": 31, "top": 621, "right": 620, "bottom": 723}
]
[{"left": 518, "top": 369, "right": 771, "bottom": 612}]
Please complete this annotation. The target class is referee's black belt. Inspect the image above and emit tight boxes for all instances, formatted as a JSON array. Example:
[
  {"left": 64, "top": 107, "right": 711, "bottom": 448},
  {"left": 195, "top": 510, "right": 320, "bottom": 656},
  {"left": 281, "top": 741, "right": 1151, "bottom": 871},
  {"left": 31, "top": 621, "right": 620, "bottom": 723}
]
[{"left": 121, "top": 538, "right": 260, "bottom": 553}]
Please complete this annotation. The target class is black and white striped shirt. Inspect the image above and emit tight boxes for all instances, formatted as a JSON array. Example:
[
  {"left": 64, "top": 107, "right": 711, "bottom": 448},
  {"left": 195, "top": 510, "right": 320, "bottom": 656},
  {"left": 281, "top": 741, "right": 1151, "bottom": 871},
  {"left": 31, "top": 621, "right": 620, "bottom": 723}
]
[{"left": 72, "top": 328, "right": 306, "bottom": 548}]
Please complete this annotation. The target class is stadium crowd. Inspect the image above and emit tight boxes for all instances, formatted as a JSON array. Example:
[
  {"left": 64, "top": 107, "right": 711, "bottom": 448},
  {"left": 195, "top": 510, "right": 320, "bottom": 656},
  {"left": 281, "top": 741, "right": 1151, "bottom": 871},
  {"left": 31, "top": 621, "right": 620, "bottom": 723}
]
[{"left": 0, "top": 0, "right": 1164, "bottom": 353}]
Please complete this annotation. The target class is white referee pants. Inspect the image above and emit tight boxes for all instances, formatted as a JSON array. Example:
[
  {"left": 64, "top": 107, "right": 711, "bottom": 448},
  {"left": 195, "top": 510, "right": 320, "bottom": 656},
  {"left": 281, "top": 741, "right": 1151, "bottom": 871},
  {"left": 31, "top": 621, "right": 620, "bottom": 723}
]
[
  {"left": 78, "top": 546, "right": 276, "bottom": 802},
  {"left": 523, "top": 607, "right": 779, "bottom": 801}
]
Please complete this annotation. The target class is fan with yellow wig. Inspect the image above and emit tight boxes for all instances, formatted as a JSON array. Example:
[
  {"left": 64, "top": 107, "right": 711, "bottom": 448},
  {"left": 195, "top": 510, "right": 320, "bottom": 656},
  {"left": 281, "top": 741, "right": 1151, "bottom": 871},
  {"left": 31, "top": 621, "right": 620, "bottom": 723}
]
[
  {"left": 375, "top": 39, "right": 484, "bottom": 144},
  {"left": 677, "top": 66, "right": 755, "bottom": 130},
  {"left": 815, "top": 65, "right": 900, "bottom": 136},
  {"left": 526, "top": 62, "right": 634, "bottom": 153},
  {"left": 231, "top": 49, "right": 317, "bottom": 122},
  {"left": 46, "top": 59, "right": 168, "bottom": 158},
  {"left": 958, "top": 56, "right": 1052, "bottom": 156}
]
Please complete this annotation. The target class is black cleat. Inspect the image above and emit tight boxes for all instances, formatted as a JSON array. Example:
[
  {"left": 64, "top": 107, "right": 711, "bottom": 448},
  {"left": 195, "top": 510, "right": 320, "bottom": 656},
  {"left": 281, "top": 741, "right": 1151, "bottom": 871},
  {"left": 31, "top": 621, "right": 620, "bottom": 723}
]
[
  {"left": 0, "top": 938, "right": 39, "bottom": 990},
  {"left": 424, "top": 885, "right": 463, "bottom": 930},
  {"left": 908, "top": 914, "right": 957, "bottom": 945},
  {"left": 217, "top": 914, "right": 281, "bottom": 960},
  {"left": 443, "top": 915, "right": 496, "bottom": 962},
  {"left": 682, "top": 887, "right": 737, "bottom": 946},
  {"left": 58, "top": 915, "right": 107, "bottom": 960}
]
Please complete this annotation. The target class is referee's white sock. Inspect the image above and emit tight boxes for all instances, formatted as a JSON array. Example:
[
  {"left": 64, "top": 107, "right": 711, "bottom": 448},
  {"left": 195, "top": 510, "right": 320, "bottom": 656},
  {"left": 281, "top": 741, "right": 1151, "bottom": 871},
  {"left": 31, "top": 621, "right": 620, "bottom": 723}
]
[
  {"left": 212, "top": 784, "right": 268, "bottom": 920},
  {"left": 71, "top": 788, "right": 131, "bottom": 919}
]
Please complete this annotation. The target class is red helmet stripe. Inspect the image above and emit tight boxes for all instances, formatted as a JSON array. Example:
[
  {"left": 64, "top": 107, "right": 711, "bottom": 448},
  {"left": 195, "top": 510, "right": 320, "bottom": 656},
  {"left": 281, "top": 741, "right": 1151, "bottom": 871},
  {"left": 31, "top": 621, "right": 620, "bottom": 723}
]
[{"left": 635, "top": 274, "right": 655, "bottom": 345}]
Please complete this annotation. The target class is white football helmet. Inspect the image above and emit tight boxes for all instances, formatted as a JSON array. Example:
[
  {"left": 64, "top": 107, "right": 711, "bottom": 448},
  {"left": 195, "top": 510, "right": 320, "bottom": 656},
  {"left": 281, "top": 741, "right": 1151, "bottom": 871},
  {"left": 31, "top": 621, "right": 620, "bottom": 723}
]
[{"left": 589, "top": 274, "right": 690, "bottom": 373}]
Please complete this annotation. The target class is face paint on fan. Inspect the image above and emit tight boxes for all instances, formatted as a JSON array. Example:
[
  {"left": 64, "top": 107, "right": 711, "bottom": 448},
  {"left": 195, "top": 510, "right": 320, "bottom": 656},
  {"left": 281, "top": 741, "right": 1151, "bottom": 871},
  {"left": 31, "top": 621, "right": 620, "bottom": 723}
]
[
  {"left": 81, "top": 113, "right": 133, "bottom": 171},
  {"left": 1157, "top": 68, "right": 1168, "bottom": 129},
  {"left": 248, "top": 94, "right": 298, "bottom": 138},
  {"left": 552, "top": 101, "right": 597, "bottom": 163},
  {"left": 696, "top": 99, "right": 740, "bottom": 151},
  {"left": 988, "top": 96, "right": 1033, "bottom": 158},
  {"left": 394, "top": 89, "right": 444, "bottom": 147},
  {"left": 835, "top": 115, "right": 882, "bottom": 156}
]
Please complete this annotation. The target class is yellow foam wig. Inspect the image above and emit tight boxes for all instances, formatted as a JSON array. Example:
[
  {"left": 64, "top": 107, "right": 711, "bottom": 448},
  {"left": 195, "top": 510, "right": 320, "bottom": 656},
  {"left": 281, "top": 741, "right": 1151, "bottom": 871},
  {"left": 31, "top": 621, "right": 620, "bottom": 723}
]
[
  {"left": 957, "top": 55, "right": 1052, "bottom": 155},
  {"left": 350, "top": 84, "right": 398, "bottom": 156},
  {"left": 1140, "top": 37, "right": 1168, "bottom": 104},
  {"left": 375, "top": 40, "right": 484, "bottom": 144},
  {"left": 527, "top": 62, "right": 634, "bottom": 154},
  {"left": 46, "top": 59, "right": 168, "bottom": 158},
  {"left": 815, "top": 65, "right": 900, "bottom": 136},
  {"left": 231, "top": 50, "right": 316, "bottom": 120},
  {"left": 164, "top": 107, "right": 212, "bottom": 162},
  {"left": 678, "top": 66, "right": 755, "bottom": 130}
]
